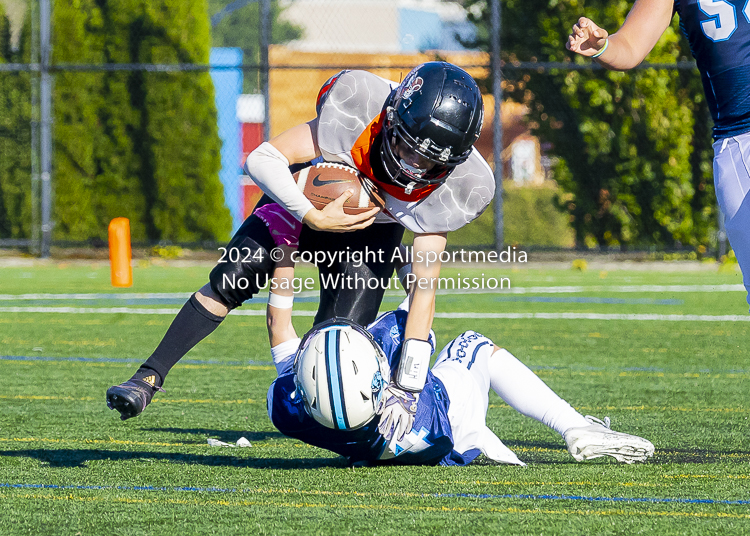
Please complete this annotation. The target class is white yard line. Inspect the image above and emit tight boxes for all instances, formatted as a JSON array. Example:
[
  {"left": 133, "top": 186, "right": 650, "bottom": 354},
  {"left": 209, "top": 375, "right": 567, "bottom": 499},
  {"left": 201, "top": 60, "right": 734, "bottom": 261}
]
[
  {"left": 0, "top": 306, "right": 748, "bottom": 322},
  {"left": 433, "top": 312, "right": 750, "bottom": 322},
  {"left": 0, "top": 284, "right": 745, "bottom": 302}
]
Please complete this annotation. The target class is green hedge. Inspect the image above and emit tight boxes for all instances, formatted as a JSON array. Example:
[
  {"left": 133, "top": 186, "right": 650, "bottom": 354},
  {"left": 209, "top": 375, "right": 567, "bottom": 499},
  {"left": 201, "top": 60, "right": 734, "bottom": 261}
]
[
  {"left": 0, "top": 5, "right": 32, "bottom": 240},
  {"left": 52, "top": 0, "right": 231, "bottom": 243},
  {"left": 0, "top": 1, "right": 232, "bottom": 242}
]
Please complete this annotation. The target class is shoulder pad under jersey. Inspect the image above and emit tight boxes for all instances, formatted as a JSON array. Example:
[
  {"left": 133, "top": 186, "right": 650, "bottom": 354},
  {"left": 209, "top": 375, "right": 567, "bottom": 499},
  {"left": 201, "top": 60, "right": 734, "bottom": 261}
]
[
  {"left": 316, "top": 70, "right": 396, "bottom": 165},
  {"left": 384, "top": 150, "right": 495, "bottom": 233}
]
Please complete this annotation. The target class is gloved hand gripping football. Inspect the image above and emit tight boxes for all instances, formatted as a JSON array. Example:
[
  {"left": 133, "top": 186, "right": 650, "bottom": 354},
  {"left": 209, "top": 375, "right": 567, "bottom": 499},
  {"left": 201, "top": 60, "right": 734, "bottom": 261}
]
[{"left": 376, "top": 384, "right": 419, "bottom": 441}]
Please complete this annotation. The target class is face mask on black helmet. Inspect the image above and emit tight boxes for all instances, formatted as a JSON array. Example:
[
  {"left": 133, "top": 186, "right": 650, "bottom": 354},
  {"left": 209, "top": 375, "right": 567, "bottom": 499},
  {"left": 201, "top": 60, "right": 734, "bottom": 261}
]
[{"left": 380, "top": 61, "right": 484, "bottom": 194}]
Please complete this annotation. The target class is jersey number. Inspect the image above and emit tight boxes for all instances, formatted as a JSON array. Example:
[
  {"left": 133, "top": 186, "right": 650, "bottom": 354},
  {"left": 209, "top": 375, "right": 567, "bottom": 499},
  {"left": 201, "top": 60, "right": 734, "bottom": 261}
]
[{"left": 699, "top": 0, "right": 750, "bottom": 42}]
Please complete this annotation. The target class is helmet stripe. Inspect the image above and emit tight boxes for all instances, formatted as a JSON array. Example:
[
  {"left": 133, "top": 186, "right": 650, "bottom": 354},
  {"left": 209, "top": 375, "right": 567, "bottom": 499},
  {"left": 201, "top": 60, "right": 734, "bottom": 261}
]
[{"left": 325, "top": 329, "right": 348, "bottom": 430}]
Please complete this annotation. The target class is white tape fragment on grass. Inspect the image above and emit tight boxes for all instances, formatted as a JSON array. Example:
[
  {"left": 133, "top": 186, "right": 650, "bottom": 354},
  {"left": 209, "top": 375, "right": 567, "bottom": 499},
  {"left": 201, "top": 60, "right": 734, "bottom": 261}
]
[{"left": 207, "top": 437, "right": 252, "bottom": 448}]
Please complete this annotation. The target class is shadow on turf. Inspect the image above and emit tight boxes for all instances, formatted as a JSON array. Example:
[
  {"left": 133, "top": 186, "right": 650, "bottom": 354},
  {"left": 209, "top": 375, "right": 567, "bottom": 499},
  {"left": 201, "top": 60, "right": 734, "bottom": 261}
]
[
  {"left": 144, "top": 428, "right": 285, "bottom": 443},
  {"left": 0, "top": 449, "right": 347, "bottom": 469}
]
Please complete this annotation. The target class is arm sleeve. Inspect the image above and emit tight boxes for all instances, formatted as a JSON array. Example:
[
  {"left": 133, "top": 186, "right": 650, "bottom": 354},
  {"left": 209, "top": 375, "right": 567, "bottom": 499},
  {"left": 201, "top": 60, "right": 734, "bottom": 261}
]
[
  {"left": 244, "top": 142, "right": 315, "bottom": 222},
  {"left": 270, "top": 337, "right": 302, "bottom": 376}
]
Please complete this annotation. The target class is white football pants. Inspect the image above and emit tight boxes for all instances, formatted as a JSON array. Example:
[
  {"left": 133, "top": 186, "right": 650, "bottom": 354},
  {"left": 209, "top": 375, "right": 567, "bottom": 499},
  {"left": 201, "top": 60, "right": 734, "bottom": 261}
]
[{"left": 714, "top": 133, "right": 750, "bottom": 310}]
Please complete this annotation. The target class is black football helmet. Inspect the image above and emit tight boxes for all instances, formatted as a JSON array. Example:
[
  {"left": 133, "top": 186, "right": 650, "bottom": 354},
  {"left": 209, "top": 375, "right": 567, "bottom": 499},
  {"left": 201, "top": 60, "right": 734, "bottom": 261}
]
[{"left": 380, "top": 62, "right": 484, "bottom": 192}]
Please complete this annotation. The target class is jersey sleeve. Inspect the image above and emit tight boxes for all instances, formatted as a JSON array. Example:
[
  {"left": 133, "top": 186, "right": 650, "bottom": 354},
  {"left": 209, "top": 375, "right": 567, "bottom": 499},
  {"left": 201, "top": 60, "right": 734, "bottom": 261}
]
[
  {"left": 315, "top": 70, "right": 348, "bottom": 116},
  {"left": 270, "top": 338, "right": 301, "bottom": 376}
]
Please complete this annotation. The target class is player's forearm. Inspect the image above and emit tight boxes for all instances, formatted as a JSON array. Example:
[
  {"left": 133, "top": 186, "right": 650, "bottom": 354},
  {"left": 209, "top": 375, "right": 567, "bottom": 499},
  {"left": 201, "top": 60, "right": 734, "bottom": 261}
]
[
  {"left": 267, "top": 304, "right": 296, "bottom": 347},
  {"left": 403, "top": 233, "right": 446, "bottom": 341},
  {"left": 594, "top": 33, "right": 645, "bottom": 70},
  {"left": 266, "top": 258, "right": 297, "bottom": 347},
  {"left": 245, "top": 143, "right": 314, "bottom": 222},
  {"left": 403, "top": 289, "right": 435, "bottom": 341},
  {"left": 593, "top": 0, "right": 674, "bottom": 70}
]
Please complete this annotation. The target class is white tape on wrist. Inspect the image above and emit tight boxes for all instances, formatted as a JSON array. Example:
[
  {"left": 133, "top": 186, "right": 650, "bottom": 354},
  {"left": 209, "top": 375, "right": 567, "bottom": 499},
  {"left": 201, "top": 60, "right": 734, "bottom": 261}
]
[
  {"left": 268, "top": 292, "right": 294, "bottom": 309},
  {"left": 395, "top": 338, "right": 431, "bottom": 392}
]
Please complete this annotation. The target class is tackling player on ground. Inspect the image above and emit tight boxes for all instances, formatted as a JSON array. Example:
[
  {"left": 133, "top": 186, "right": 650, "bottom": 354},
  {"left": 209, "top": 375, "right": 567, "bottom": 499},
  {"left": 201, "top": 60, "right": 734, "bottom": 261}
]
[
  {"left": 567, "top": 0, "right": 750, "bottom": 310},
  {"left": 262, "top": 210, "right": 655, "bottom": 465},
  {"left": 107, "top": 62, "right": 494, "bottom": 420}
]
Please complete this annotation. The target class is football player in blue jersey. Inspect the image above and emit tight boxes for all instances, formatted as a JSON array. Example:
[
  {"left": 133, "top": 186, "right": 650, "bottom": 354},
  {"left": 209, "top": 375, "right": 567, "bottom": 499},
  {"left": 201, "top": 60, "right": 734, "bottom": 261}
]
[
  {"left": 262, "top": 205, "right": 655, "bottom": 466},
  {"left": 567, "top": 0, "right": 750, "bottom": 310}
]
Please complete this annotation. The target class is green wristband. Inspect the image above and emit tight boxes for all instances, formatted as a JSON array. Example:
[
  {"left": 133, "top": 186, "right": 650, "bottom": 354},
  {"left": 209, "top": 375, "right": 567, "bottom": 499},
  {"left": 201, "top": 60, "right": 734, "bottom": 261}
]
[{"left": 592, "top": 39, "right": 609, "bottom": 58}]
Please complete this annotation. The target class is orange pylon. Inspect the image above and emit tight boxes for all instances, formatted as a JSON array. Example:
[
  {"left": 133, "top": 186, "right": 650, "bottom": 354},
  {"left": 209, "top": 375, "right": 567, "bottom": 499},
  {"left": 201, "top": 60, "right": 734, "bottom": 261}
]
[{"left": 108, "top": 218, "right": 132, "bottom": 288}]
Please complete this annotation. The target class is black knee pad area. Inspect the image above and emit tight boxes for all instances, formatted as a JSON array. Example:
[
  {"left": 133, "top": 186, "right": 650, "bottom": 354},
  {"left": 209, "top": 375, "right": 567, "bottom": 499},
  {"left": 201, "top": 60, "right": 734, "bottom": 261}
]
[{"left": 209, "top": 215, "right": 276, "bottom": 309}]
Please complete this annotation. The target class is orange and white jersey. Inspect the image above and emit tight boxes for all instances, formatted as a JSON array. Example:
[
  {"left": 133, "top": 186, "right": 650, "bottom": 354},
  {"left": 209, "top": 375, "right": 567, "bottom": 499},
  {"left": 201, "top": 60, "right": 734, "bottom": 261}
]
[{"left": 315, "top": 70, "right": 494, "bottom": 234}]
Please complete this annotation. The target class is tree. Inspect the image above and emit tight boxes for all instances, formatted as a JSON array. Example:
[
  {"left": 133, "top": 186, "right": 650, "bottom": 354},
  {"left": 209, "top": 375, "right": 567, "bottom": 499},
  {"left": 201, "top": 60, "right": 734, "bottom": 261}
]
[
  {"left": 464, "top": 0, "right": 715, "bottom": 249},
  {"left": 0, "top": 4, "right": 32, "bottom": 240},
  {"left": 51, "top": 0, "right": 231, "bottom": 242}
]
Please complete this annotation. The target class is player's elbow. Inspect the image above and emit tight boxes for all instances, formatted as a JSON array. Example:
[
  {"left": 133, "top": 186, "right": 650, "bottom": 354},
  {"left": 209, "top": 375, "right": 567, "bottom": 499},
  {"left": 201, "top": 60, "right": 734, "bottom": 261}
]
[{"left": 243, "top": 146, "right": 262, "bottom": 176}]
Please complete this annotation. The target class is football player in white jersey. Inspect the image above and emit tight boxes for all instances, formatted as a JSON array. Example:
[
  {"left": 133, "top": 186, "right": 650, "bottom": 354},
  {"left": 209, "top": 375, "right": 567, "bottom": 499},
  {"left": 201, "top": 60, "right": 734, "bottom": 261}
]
[
  {"left": 107, "top": 62, "right": 494, "bottom": 421},
  {"left": 262, "top": 205, "right": 655, "bottom": 466}
]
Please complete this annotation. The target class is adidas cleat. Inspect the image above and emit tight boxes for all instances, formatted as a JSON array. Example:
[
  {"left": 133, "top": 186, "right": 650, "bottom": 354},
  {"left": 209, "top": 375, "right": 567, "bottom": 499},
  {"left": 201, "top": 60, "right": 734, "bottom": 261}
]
[
  {"left": 106, "top": 378, "right": 164, "bottom": 420},
  {"left": 563, "top": 416, "right": 655, "bottom": 464}
]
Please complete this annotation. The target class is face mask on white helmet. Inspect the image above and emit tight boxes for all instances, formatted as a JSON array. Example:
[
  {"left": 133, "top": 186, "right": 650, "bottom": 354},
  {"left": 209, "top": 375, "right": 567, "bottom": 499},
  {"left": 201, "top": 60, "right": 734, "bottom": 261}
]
[{"left": 293, "top": 319, "right": 390, "bottom": 430}]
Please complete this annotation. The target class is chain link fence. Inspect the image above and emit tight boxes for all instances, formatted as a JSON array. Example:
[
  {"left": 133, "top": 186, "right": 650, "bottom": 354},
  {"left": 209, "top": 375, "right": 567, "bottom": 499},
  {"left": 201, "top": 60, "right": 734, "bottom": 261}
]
[{"left": 0, "top": 0, "right": 722, "bottom": 257}]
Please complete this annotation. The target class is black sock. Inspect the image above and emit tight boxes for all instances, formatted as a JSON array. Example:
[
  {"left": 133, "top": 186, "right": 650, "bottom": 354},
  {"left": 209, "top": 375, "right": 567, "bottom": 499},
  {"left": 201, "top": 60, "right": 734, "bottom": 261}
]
[
  {"left": 139, "top": 294, "right": 225, "bottom": 384},
  {"left": 132, "top": 366, "right": 163, "bottom": 388}
]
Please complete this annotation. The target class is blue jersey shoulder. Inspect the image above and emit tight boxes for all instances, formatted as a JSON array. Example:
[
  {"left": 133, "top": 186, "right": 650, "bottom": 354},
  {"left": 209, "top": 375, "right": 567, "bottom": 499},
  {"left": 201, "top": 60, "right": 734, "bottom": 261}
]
[{"left": 675, "top": 0, "right": 750, "bottom": 137}]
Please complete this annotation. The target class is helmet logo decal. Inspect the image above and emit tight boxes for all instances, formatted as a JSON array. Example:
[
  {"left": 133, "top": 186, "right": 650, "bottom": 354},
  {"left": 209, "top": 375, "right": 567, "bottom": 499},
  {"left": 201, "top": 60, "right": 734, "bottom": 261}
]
[{"left": 400, "top": 75, "right": 424, "bottom": 100}]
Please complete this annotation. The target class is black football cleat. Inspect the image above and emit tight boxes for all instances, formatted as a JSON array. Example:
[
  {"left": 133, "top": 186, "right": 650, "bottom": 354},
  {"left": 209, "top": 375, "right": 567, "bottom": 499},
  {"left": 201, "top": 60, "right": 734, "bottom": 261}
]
[{"left": 106, "top": 378, "right": 164, "bottom": 420}]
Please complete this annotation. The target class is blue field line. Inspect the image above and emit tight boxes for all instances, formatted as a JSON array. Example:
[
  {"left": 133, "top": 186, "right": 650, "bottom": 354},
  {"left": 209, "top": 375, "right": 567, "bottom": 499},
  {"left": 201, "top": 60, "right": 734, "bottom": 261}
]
[
  {"left": 2, "top": 354, "right": 747, "bottom": 375},
  {"left": 433, "top": 493, "right": 750, "bottom": 506},
  {"left": 0, "top": 355, "right": 273, "bottom": 366},
  {"left": 2, "top": 482, "right": 749, "bottom": 507},
  {"left": 494, "top": 297, "right": 683, "bottom": 305}
]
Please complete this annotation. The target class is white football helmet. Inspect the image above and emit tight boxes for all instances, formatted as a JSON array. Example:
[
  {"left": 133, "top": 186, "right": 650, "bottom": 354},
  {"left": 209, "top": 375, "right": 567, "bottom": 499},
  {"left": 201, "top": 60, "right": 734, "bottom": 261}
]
[{"left": 293, "top": 319, "right": 390, "bottom": 430}]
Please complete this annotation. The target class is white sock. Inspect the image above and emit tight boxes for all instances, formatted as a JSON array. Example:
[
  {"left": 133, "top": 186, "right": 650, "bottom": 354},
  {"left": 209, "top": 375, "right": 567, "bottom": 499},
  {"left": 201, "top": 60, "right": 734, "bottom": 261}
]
[{"left": 487, "top": 348, "right": 590, "bottom": 436}]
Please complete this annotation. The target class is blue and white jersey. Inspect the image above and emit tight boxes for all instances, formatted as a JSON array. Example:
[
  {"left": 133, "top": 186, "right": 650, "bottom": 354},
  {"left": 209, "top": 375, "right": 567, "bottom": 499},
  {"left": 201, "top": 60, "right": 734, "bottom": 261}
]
[
  {"left": 675, "top": 0, "right": 750, "bottom": 138},
  {"left": 267, "top": 310, "right": 480, "bottom": 466}
]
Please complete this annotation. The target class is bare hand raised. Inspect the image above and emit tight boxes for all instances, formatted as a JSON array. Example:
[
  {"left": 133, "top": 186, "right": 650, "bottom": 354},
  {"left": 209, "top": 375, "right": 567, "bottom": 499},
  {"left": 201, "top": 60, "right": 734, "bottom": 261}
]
[
  {"left": 302, "top": 190, "right": 380, "bottom": 232},
  {"left": 566, "top": 17, "right": 609, "bottom": 57}
]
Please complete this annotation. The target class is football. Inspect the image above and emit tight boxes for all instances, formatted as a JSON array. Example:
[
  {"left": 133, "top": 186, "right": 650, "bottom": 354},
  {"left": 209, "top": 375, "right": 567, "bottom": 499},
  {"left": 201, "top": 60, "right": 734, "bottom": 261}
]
[{"left": 293, "top": 162, "right": 384, "bottom": 215}]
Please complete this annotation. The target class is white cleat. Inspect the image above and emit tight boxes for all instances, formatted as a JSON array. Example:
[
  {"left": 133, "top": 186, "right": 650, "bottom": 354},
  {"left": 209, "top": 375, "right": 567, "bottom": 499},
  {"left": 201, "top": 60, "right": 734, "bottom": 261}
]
[{"left": 563, "top": 416, "right": 655, "bottom": 464}]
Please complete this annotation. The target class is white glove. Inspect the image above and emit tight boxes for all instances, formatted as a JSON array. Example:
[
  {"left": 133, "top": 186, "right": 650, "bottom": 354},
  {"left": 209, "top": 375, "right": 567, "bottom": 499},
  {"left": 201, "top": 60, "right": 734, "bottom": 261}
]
[{"left": 376, "top": 384, "right": 419, "bottom": 441}]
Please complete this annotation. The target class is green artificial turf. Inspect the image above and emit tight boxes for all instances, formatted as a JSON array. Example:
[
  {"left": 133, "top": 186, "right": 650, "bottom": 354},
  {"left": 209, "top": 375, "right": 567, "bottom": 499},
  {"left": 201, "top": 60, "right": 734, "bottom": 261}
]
[{"left": 0, "top": 261, "right": 748, "bottom": 534}]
